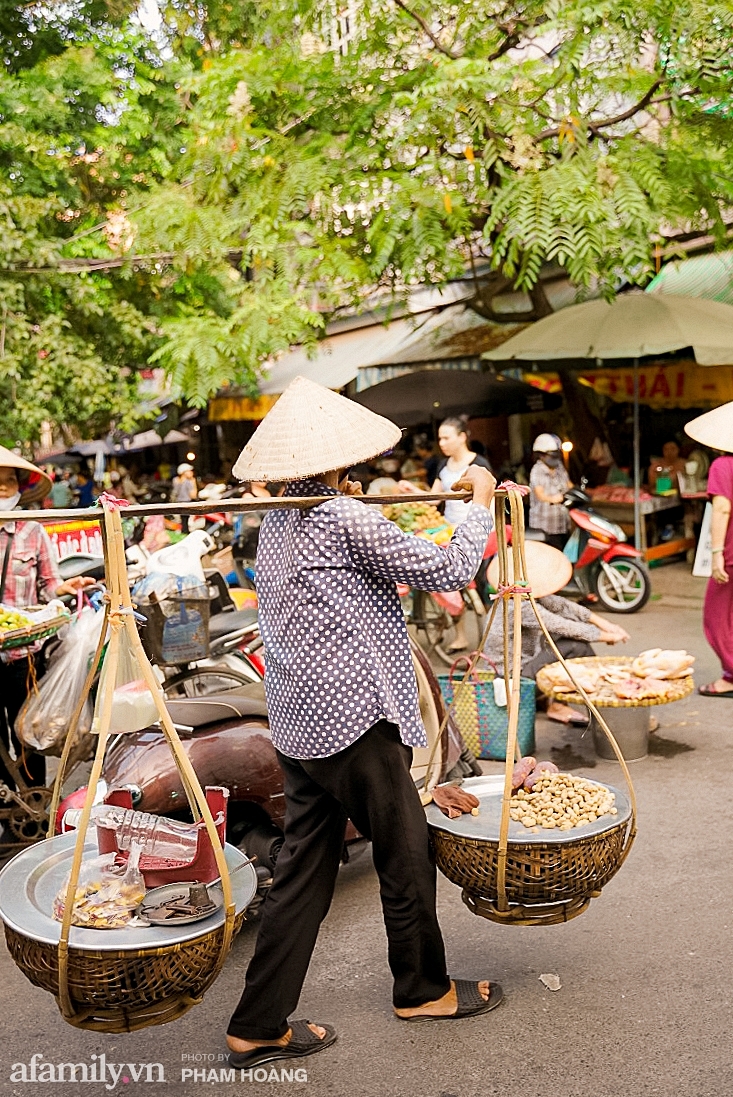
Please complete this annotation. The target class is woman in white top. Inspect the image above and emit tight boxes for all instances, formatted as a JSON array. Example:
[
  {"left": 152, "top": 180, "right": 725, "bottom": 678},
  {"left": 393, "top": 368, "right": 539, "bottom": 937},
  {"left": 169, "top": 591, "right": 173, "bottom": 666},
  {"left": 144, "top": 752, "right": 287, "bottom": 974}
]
[
  {"left": 432, "top": 417, "right": 493, "bottom": 528},
  {"left": 399, "top": 417, "right": 494, "bottom": 650}
]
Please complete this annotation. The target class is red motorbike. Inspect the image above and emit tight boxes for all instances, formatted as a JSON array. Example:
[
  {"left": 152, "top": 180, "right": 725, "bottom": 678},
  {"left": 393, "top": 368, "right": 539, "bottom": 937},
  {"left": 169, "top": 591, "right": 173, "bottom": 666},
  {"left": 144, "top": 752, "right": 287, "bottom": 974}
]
[
  {"left": 486, "top": 486, "right": 651, "bottom": 613},
  {"left": 555, "top": 486, "right": 651, "bottom": 612}
]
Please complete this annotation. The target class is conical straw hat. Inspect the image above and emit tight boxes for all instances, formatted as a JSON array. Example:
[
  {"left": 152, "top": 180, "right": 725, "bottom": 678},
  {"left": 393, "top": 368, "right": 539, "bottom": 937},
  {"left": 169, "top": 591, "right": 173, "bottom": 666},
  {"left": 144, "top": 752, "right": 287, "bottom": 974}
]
[
  {"left": 232, "top": 376, "right": 402, "bottom": 483},
  {"left": 0, "top": 445, "right": 52, "bottom": 504},
  {"left": 487, "top": 541, "right": 573, "bottom": 600},
  {"left": 684, "top": 402, "right": 733, "bottom": 453}
]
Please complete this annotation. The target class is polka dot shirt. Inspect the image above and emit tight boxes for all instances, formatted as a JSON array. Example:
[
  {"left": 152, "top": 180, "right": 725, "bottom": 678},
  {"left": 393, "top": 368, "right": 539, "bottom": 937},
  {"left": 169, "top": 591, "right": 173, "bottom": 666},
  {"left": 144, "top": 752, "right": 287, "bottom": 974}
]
[{"left": 256, "top": 479, "right": 493, "bottom": 760}]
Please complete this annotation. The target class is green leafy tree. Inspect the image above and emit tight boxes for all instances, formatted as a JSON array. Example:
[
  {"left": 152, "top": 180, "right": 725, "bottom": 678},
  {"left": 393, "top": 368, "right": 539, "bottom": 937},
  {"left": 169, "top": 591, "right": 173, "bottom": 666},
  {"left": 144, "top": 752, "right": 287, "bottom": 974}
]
[
  {"left": 0, "top": 2, "right": 182, "bottom": 448},
  {"left": 138, "top": 0, "right": 733, "bottom": 402}
]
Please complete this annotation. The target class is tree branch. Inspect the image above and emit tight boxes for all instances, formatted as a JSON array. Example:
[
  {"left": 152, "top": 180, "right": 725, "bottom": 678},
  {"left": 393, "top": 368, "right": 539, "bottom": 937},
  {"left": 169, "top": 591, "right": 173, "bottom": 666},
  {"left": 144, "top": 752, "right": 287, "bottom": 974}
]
[
  {"left": 1, "top": 249, "right": 245, "bottom": 274},
  {"left": 535, "top": 79, "right": 666, "bottom": 142},
  {"left": 487, "top": 17, "right": 549, "bottom": 62},
  {"left": 392, "top": 0, "right": 460, "bottom": 59},
  {"left": 487, "top": 29, "right": 521, "bottom": 62}
]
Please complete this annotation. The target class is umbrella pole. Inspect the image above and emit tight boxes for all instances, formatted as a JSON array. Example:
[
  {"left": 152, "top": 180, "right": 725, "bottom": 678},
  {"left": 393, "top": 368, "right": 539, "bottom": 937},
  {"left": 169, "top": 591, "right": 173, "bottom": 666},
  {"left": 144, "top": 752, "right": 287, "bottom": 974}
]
[{"left": 633, "top": 358, "right": 642, "bottom": 552}]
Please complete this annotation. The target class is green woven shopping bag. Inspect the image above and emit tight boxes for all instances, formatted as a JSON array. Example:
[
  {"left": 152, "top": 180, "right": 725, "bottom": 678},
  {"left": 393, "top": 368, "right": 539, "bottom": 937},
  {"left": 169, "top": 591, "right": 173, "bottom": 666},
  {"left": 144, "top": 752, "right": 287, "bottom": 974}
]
[{"left": 437, "top": 653, "right": 536, "bottom": 761}]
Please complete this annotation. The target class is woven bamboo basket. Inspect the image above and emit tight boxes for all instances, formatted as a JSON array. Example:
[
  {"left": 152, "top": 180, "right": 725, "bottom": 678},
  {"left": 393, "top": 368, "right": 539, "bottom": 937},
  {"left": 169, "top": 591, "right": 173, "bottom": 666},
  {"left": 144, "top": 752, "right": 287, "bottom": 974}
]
[
  {"left": 430, "top": 813, "right": 630, "bottom": 925},
  {"left": 1, "top": 500, "right": 241, "bottom": 1031},
  {"left": 0, "top": 606, "right": 70, "bottom": 651},
  {"left": 4, "top": 912, "right": 246, "bottom": 1032},
  {"left": 424, "top": 488, "right": 637, "bottom": 926}
]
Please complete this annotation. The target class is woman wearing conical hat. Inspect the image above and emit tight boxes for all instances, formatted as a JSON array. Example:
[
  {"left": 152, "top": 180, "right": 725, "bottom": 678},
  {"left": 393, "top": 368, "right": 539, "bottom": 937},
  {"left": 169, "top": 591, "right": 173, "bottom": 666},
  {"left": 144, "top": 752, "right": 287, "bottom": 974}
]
[
  {"left": 0, "top": 448, "right": 94, "bottom": 795},
  {"left": 225, "top": 377, "right": 502, "bottom": 1068}
]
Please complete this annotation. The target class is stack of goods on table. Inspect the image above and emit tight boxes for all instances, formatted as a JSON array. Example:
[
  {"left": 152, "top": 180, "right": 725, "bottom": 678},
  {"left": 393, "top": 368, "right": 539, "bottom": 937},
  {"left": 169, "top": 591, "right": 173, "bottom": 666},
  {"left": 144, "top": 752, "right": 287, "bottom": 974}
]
[
  {"left": 538, "top": 648, "right": 694, "bottom": 704},
  {"left": 588, "top": 485, "right": 653, "bottom": 504},
  {"left": 382, "top": 502, "right": 453, "bottom": 545}
]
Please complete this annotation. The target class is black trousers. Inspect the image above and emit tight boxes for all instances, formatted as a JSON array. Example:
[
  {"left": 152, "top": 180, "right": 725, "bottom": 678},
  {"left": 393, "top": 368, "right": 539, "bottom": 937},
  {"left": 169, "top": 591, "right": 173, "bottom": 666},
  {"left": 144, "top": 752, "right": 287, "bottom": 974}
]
[
  {"left": 227, "top": 720, "right": 451, "bottom": 1041},
  {"left": 524, "top": 638, "right": 595, "bottom": 681},
  {"left": 0, "top": 656, "right": 46, "bottom": 790}
]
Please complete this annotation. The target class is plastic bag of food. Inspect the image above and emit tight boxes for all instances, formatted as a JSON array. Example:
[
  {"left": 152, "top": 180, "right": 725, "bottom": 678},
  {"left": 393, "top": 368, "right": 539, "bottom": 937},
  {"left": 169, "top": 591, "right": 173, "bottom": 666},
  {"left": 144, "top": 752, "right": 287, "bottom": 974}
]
[
  {"left": 16, "top": 607, "right": 105, "bottom": 756},
  {"left": 91, "top": 629, "right": 162, "bottom": 734},
  {"left": 52, "top": 846, "right": 146, "bottom": 929}
]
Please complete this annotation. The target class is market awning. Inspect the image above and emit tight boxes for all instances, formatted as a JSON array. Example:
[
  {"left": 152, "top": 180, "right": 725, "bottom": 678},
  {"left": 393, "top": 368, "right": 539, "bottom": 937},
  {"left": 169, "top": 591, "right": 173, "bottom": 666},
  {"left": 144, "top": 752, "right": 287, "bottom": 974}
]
[
  {"left": 647, "top": 251, "right": 733, "bottom": 305},
  {"left": 257, "top": 305, "right": 527, "bottom": 395},
  {"left": 351, "top": 367, "right": 561, "bottom": 425},
  {"left": 257, "top": 318, "right": 426, "bottom": 394},
  {"left": 116, "top": 429, "right": 189, "bottom": 452}
]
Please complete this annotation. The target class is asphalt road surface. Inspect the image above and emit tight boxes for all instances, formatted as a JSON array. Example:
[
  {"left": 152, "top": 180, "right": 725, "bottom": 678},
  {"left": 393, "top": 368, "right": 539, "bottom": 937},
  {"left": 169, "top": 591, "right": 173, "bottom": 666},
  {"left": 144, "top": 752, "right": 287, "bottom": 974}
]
[{"left": 0, "top": 563, "right": 730, "bottom": 1097}]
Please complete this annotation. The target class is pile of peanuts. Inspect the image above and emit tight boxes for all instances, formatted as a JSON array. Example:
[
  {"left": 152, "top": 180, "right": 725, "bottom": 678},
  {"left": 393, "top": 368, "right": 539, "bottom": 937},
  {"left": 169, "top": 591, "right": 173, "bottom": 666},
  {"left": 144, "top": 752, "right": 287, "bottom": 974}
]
[{"left": 509, "top": 773, "right": 617, "bottom": 831}]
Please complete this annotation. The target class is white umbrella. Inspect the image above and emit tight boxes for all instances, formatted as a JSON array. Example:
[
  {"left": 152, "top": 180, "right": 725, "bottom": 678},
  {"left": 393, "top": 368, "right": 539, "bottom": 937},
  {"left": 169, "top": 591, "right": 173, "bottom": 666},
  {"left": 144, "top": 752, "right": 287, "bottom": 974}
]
[
  {"left": 482, "top": 293, "right": 733, "bottom": 365},
  {"left": 484, "top": 293, "right": 733, "bottom": 548}
]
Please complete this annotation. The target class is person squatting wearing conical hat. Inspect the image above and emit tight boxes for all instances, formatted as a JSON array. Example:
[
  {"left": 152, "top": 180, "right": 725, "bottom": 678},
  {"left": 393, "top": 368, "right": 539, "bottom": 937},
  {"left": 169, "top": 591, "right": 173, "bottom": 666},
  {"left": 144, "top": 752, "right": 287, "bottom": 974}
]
[
  {"left": 485, "top": 542, "right": 629, "bottom": 726},
  {"left": 225, "top": 376, "right": 502, "bottom": 1068},
  {"left": 0, "top": 447, "right": 95, "bottom": 796}
]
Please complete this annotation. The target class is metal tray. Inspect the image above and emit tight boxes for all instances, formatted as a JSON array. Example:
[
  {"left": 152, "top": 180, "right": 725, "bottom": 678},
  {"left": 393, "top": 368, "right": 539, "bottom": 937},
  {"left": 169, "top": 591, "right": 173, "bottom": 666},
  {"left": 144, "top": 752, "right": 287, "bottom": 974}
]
[
  {"left": 425, "top": 774, "right": 631, "bottom": 844},
  {"left": 0, "top": 832, "right": 257, "bottom": 950}
]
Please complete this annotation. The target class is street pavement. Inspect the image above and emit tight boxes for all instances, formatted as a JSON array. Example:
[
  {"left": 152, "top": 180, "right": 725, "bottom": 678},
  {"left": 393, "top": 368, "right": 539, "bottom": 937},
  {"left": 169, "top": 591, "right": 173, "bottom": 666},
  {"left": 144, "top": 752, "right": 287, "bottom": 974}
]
[{"left": 0, "top": 562, "right": 731, "bottom": 1097}]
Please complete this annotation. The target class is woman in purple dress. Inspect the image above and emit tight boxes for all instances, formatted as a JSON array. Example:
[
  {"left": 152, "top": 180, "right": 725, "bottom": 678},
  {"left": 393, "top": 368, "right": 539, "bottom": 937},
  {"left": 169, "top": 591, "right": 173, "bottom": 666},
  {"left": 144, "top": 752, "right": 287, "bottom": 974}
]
[{"left": 686, "top": 404, "right": 733, "bottom": 695}]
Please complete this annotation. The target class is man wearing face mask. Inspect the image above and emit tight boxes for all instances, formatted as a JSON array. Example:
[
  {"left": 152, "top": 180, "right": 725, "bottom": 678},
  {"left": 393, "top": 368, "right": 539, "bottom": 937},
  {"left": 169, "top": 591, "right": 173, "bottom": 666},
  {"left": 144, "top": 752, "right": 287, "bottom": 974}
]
[
  {"left": 528, "top": 434, "right": 572, "bottom": 550},
  {"left": 0, "top": 448, "right": 93, "bottom": 793}
]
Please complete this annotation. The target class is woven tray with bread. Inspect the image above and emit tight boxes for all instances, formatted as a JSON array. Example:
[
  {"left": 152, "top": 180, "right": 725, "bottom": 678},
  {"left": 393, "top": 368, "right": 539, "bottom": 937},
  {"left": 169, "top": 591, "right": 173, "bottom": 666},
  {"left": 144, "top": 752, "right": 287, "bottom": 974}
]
[{"left": 536, "top": 650, "right": 695, "bottom": 708}]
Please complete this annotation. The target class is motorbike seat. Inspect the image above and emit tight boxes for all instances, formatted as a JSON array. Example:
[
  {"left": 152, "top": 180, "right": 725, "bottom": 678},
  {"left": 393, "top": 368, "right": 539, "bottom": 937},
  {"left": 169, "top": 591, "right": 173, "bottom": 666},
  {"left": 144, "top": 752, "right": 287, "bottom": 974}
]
[
  {"left": 166, "top": 684, "right": 268, "bottom": 728},
  {"left": 208, "top": 608, "right": 259, "bottom": 639}
]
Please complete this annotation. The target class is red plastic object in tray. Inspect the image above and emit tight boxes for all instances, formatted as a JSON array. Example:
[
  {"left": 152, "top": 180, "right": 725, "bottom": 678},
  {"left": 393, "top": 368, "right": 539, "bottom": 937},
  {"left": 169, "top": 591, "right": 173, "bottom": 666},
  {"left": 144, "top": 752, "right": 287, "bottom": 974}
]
[{"left": 94, "top": 786, "right": 229, "bottom": 887}]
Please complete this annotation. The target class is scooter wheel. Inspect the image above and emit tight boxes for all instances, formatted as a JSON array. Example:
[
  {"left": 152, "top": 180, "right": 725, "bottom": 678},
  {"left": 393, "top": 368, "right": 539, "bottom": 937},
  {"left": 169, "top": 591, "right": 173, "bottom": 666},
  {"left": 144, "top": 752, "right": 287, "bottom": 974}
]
[{"left": 595, "top": 558, "right": 651, "bottom": 613}]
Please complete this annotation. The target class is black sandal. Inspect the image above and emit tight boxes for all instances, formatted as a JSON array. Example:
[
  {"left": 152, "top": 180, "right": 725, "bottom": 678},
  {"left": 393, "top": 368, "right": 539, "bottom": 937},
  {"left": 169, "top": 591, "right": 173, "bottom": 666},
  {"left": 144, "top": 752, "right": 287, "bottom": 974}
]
[
  {"left": 228, "top": 1020, "right": 337, "bottom": 1068},
  {"left": 698, "top": 683, "right": 733, "bottom": 697},
  {"left": 396, "top": 980, "right": 504, "bottom": 1023}
]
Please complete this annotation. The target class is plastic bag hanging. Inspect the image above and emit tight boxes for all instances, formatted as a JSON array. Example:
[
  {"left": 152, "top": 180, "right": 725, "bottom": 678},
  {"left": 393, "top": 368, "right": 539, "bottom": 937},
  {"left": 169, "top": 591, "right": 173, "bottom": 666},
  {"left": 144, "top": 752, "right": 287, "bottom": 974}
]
[
  {"left": 16, "top": 607, "right": 105, "bottom": 755},
  {"left": 91, "top": 619, "right": 162, "bottom": 734}
]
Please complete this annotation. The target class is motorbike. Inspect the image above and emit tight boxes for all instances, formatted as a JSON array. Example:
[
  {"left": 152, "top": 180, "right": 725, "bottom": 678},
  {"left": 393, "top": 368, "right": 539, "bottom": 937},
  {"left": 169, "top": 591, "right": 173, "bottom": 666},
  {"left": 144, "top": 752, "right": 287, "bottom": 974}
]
[
  {"left": 56, "top": 641, "right": 476, "bottom": 909},
  {"left": 555, "top": 486, "right": 651, "bottom": 612},
  {"left": 485, "top": 485, "right": 651, "bottom": 613},
  {"left": 57, "top": 546, "right": 265, "bottom": 694}
]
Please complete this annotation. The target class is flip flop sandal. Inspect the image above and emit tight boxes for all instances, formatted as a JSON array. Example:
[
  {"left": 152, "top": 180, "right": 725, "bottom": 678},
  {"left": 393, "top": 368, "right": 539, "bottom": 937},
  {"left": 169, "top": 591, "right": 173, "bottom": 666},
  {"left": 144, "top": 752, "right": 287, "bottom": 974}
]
[
  {"left": 397, "top": 980, "right": 504, "bottom": 1023},
  {"left": 228, "top": 1020, "right": 337, "bottom": 1068},
  {"left": 698, "top": 684, "right": 733, "bottom": 697}
]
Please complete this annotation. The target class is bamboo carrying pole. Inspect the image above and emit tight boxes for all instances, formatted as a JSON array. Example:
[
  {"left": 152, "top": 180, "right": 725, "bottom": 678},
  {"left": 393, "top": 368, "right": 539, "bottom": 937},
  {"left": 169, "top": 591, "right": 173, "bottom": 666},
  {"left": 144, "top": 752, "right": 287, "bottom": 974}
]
[{"left": 54, "top": 500, "right": 235, "bottom": 1025}]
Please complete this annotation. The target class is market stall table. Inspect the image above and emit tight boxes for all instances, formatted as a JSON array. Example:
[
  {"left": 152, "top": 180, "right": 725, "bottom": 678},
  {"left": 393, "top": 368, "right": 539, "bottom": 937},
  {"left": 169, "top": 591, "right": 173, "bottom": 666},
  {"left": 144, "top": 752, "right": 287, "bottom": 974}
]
[{"left": 589, "top": 489, "right": 693, "bottom": 558}]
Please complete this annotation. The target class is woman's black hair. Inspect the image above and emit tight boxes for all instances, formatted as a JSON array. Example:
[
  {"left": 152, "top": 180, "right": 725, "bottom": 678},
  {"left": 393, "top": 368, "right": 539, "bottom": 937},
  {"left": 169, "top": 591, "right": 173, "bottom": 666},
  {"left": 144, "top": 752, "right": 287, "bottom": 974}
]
[{"left": 440, "top": 414, "right": 470, "bottom": 438}]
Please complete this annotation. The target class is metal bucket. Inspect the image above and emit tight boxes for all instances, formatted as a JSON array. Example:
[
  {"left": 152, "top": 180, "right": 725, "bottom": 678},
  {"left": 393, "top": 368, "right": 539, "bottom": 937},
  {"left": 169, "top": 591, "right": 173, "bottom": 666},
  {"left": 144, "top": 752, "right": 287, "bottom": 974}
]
[{"left": 592, "top": 707, "right": 649, "bottom": 762}]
